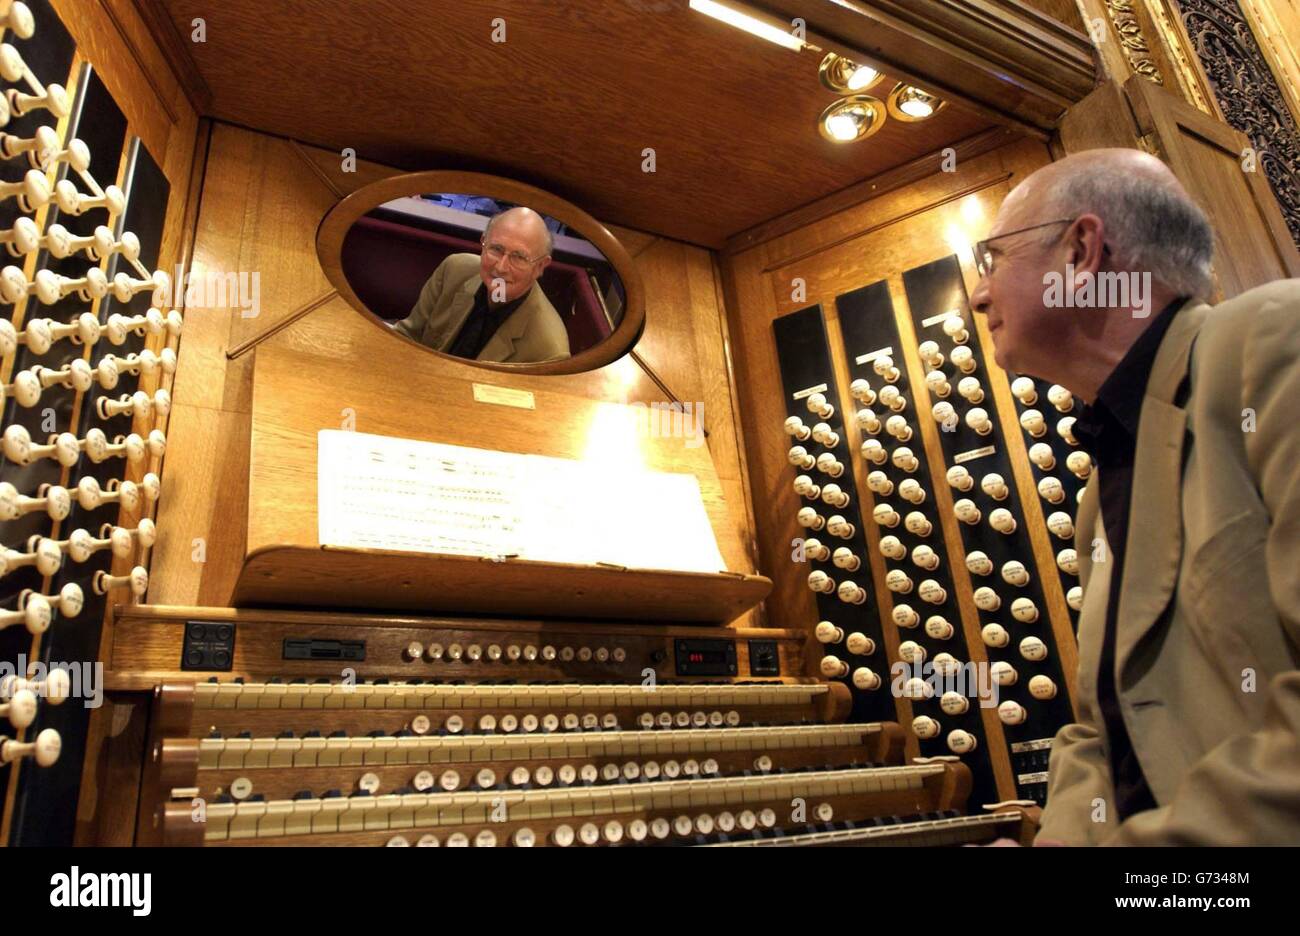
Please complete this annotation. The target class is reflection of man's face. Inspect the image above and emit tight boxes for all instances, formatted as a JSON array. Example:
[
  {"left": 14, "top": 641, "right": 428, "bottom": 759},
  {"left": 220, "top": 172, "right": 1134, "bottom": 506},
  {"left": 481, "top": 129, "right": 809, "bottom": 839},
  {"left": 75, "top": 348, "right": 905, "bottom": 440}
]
[{"left": 479, "top": 217, "right": 551, "bottom": 303}]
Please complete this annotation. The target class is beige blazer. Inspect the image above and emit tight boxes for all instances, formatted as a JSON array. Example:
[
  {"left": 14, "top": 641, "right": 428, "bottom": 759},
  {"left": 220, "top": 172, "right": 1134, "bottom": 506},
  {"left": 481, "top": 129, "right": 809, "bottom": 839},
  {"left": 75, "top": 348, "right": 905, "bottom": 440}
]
[
  {"left": 391, "top": 253, "right": 571, "bottom": 363},
  {"left": 1039, "top": 279, "right": 1300, "bottom": 845}
]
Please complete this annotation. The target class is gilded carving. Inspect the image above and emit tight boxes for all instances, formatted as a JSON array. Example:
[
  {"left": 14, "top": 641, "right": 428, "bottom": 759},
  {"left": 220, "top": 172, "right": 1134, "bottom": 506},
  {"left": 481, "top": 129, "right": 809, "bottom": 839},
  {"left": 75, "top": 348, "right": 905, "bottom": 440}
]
[
  {"left": 1177, "top": 0, "right": 1300, "bottom": 248},
  {"left": 1146, "top": 0, "right": 1216, "bottom": 113},
  {"left": 1104, "top": 0, "right": 1165, "bottom": 83}
]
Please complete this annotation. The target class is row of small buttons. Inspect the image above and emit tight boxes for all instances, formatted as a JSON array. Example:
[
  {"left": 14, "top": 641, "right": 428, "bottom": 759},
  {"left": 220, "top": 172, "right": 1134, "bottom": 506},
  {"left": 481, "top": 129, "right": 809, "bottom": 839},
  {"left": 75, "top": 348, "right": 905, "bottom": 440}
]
[
  {"left": 384, "top": 804, "right": 836, "bottom": 846},
  {"left": 408, "top": 709, "right": 745, "bottom": 735},
  {"left": 404, "top": 642, "right": 628, "bottom": 664}
]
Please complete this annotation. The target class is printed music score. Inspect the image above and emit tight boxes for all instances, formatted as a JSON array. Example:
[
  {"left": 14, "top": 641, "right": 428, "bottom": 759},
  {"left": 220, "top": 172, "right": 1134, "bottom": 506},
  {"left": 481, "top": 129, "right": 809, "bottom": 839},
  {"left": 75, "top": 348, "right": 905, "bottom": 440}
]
[{"left": 317, "top": 431, "right": 727, "bottom": 573}]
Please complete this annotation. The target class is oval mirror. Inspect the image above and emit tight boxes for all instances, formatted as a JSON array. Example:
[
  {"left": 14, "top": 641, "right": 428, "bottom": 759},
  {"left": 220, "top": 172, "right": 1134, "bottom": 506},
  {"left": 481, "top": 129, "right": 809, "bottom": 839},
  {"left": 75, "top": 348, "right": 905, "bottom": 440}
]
[{"left": 317, "top": 171, "right": 645, "bottom": 375}]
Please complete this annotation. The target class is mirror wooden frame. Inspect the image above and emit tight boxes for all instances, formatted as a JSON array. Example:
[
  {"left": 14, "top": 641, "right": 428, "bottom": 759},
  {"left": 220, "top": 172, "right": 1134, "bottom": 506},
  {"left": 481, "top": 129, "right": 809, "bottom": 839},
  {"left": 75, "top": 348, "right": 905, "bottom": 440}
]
[{"left": 316, "top": 170, "right": 646, "bottom": 375}]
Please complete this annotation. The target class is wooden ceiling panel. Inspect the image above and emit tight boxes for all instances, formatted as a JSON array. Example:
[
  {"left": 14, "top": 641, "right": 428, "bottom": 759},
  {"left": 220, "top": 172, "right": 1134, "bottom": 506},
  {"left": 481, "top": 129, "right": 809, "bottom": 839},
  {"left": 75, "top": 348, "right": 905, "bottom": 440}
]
[{"left": 157, "top": 0, "right": 994, "bottom": 246}]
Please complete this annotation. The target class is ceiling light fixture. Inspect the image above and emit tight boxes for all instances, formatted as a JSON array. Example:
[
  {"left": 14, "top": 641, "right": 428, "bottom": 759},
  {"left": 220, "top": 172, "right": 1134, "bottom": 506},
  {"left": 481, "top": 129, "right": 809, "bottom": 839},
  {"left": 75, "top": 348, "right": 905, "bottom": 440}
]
[
  {"left": 818, "top": 95, "right": 885, "bottom": 143},
  {"left": 819, "top": 53, "right": 882, "bottom": 93},
  {"left": 887, "top": 82, "right": 945, "bottom": 121},
  {"left": 689, "top": 0, "right": 806, "bottom": 52}
]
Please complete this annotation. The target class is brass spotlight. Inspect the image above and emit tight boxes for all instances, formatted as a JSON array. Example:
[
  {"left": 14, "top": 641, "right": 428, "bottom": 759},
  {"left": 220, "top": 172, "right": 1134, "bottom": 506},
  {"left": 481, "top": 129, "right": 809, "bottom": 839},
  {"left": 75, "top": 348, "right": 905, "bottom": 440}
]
[
  {"left": 818, "top": 95, "right": 885, "bottom": 143},
  {"left": 818, "top": 52, "right": 882, "bottom": 93},
  {"left": 887, "top": 82, "right": 945, "bottom": 121}
]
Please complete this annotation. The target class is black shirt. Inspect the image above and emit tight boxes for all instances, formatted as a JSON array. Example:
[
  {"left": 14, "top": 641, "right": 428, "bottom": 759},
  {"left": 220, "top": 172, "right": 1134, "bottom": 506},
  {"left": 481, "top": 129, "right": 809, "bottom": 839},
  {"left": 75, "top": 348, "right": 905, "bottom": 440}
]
[
  {"left": 446, "top": 283, "right": 529, "bottom": 359},
  {"left": 1070, "top": 296, "right": 1187, "bottom": 821}
]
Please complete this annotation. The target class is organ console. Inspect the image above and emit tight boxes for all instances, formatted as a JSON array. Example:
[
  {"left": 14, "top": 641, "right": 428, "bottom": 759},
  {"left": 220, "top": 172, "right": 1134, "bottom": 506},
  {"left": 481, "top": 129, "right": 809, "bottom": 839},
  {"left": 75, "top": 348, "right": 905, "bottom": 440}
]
[
  {"left": 8, "top": 0, "right": 1288, "bottom": 863},
  {"left": 94, "top": 606, "right": 1045, "bottom": 849}
]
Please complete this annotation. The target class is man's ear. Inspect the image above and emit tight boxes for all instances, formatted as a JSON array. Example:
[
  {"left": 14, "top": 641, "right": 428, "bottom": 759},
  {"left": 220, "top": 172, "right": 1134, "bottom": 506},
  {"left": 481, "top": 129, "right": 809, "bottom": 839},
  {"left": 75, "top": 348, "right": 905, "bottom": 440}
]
[
  {"left": 1066, "top": 214, "right": 1106, "bottom": 277},
  {"left": 537, "top": 256, "right": 552, "bottom": 276}
]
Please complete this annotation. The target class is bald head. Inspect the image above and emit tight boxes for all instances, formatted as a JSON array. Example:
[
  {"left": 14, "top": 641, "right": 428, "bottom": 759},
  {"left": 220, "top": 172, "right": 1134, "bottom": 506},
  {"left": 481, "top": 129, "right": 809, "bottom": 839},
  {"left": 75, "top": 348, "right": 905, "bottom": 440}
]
[
  {"left": 478, "top": 205, "right": 555, "bottom": 303},
  {"left": 1006, "top": 148, "right": 1185, "bottom": 213},
  {"left": 1000, "top": 148, "right": 1214, "bottom": 299},
  {"left": 485, "top": 206, "right": 554, "bottom": 258},
  {"left": 968, "top": 147, "right": 1216, "bottom": 398}
]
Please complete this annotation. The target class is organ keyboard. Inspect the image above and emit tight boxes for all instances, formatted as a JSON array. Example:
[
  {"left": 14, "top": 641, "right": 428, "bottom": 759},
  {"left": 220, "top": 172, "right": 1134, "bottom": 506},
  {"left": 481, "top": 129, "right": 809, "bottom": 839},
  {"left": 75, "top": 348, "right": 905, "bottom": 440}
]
[
  {"left": 704, "top": 811, "right": 1036, "bottom": 847},
  {"left": 183, "top": 765, "right": 983, "bottom": 847},
  {"left": 102, "top": 606, "right": 1040, "bottom": 847}
]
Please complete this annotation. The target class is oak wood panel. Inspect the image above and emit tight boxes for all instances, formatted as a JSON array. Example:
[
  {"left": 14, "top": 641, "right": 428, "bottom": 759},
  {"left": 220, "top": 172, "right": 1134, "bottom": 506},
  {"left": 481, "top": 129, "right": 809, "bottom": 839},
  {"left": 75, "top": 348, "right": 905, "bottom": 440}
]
[
  {"left": 150, "top": 124, "right": 761, "bottom": 617},
  {"left": 51, "top": 0, "right": 196, "bottom": 170},
  {"left": 727, "top": 127, "right": 1024, "bottom": 253},
  {"left": 128, "top": 0, "right": 213, "bottom": 111},
  {"left": 234, "top": 549, "right": 770, "bottom": 626},
  {"left": 74, "top": 695, "right": 151, "bottom": 846},
  {"left": 148, "top": 402, "right": 250, "bottom": 606},
  {"left": 1019, "top": 0, "right": 1087, "bottom": 32},
  {"left": 1054, "top": 78, "right": 1143, "bottom": 156},
  {"left": 241, "top": 300, "right": 759, "bottom": 611},
  {"left": 105, "top": 605, "right": 811, "bottom": 689},
  {"left": 1073, "top": 0, "right": 1135, "bottom": 89},
  {"left": 1125, "top": 74, "right": 1300, "bottom": 296},
  {"left": 153, "top": 0, "right": 995, "bottom": 247}
]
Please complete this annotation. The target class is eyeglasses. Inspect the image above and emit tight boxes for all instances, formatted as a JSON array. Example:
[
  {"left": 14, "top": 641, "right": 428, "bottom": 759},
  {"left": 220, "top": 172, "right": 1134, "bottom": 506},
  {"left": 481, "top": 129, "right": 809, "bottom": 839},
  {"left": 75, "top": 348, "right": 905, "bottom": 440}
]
[
  {"left": 974, "top": 218, "right": 1079, "bottom": 277},
  {"left": 482, "top": 239, "right": 547, "bottom": 271}
]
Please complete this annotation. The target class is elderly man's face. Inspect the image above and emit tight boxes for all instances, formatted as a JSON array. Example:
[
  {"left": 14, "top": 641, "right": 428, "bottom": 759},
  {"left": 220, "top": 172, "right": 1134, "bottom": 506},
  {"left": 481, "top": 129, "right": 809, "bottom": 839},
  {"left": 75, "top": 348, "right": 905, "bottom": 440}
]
[
  {"left": 969, "top": 191, "right": 1071, "bottom": 377},
  {"left": 480, "top": 218, "right": 551, "bottom": 303}
]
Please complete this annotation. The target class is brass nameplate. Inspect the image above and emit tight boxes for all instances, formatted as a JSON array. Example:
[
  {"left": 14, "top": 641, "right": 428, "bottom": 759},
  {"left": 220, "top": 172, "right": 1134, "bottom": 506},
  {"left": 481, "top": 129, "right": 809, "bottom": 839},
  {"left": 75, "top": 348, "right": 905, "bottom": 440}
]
[
  {"left": 954, "top": 444, "right": 996, "bottom": 464},
  {"left": 1010, "top": 737, "right": 1054, "bottom": 754},
  {"left": 921, "top": 308, "right": 963, "bottom": 328},
  {"left": 472, "top": 383, "right": 536, "bottom": 409},
  {"left": 854, "top": 346, "right": 893, "bottom": 366}
]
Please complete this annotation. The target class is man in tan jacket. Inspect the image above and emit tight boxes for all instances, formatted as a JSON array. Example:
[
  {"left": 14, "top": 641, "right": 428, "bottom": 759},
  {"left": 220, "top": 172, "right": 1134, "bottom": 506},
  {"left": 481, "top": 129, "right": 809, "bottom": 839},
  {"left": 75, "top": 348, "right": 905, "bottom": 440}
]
[
  {"left": 969, "top": 148, "right": 1300, "bottom": 845},
  {"left": 392, "top": 206, "right": 571, "bottom": 363}
]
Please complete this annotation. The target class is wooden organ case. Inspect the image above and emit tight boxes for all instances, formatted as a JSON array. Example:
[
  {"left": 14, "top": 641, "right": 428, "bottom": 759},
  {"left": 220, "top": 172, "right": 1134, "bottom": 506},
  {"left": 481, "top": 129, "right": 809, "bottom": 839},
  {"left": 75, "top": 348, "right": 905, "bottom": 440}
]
[{"left": 0, "top": 0, "right": 1295, "bottom": 849}]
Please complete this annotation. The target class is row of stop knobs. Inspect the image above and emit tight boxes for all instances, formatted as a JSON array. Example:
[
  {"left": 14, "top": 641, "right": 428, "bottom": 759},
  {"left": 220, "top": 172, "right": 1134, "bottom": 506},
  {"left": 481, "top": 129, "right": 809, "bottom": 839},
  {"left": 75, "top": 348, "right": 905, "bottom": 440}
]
[
  {"left": 403, "top": 641, "right": 628, "bottom": 664},
  {"left": 385, "top": 805, "right": 815, "bottom": 847}
]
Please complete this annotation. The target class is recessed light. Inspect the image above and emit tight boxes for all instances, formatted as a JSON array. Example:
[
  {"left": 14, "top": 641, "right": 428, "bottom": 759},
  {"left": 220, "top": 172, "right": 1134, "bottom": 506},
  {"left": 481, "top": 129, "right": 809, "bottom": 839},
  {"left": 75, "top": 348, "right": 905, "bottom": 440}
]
[
  {"left": 887, "top": 82, "right": 945, "bottom": 121},
  {"left": 819, "top": 53, "right": 882, "bottom": 93},
  {"left": 818, "top": 95, "right": 885, "bottom": 143}
]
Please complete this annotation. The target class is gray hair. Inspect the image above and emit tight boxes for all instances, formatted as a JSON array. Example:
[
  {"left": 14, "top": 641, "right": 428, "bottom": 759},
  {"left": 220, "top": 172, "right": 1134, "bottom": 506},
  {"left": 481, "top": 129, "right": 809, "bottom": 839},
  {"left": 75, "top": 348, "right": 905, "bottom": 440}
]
[
  {"left": 485, "top": 207, "right": 554, "bottom": 258},
  {"left": 1042, "top": 165, "right": 1215, "bottom": 301}
]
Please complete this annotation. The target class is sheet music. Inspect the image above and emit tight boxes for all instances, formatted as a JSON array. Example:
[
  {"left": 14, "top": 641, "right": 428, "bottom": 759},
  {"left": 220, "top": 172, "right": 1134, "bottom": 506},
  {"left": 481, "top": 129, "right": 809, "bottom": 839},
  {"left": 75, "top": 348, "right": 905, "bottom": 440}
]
[{"left": 318, "top": 430, "right": 728, "bottom": 574}]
